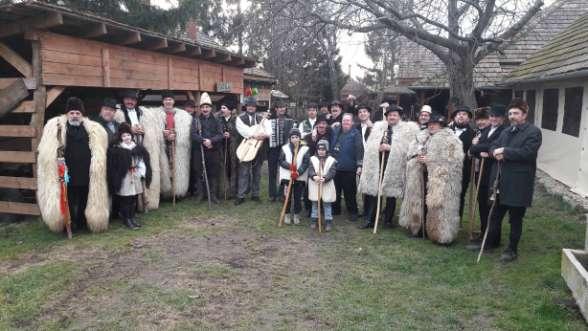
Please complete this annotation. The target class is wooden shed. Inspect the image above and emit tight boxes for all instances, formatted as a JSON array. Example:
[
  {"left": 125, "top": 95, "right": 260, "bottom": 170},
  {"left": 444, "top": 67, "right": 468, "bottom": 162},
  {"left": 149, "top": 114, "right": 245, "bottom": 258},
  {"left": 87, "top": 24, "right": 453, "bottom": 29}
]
[{"left": 0, "top": 1, "right": 255, "bottom": 218}]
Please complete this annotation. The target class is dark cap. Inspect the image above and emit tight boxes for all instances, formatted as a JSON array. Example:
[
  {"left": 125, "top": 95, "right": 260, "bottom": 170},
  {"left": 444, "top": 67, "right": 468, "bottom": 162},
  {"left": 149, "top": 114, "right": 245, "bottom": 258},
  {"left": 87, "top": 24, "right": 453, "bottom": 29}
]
[
  {"left": 490, "top": 104, "right": 507, "bottom": 117},
  {"left": 65, "top": 97, "right": 85, "bottom": 114},
  {"left": 316, "top": 114, "right": 329, "bottom": 124},
  {"left": 306, "top": 102, "right": 318, "bottom": 109},
  {"left": 384, "top": 105, "right": 403, "bottom": 116},
  {"left": 244, "top": 97, "right": 257, "bottom": 106},
  {"left": 453, "top": 105, "right": 473, "bottom": 118},
  {"left": 427, "top": 113, "right": 447, "bottom": 126},
  {"left": 357, "top": 105, "right": 372, "bottom": 113},
  {"left": 475, "top": 107, "right": 490, "bottom": 120},
  {"left": 289, "top": 127, "right": 301, "bottom": 138},
  {"left": 101, "top": 97, "right": 117, "bottom": 110},
  {"left": 120, "top": 89, "right": 138, "bottom": 100},
  {"left": 161, "top": 91, "right": 175, "bottom": 100}
]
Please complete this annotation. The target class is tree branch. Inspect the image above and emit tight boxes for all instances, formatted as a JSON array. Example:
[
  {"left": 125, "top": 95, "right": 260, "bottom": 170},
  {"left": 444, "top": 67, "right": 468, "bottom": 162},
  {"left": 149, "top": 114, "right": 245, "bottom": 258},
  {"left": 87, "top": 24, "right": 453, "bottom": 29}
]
[{"left": 471, "top": 0, "right": 496, "bottom": 39}]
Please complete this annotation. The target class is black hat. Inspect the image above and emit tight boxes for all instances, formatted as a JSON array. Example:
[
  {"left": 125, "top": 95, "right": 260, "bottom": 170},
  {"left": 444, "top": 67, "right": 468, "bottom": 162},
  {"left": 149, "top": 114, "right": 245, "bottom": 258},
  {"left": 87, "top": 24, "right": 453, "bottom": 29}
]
[
  {"left": 330, "top": 100, "right": 343, "bottom": 107},
  {"left": 427, "top": 113, "right": 447, "bottom": 126},
  {"left": 274, "top": 100, "right": 287, "bottom": 108},
  {"left": 161, "top": 91, "right": 175, "bottom": 100},
  {"left": 316, "top": 114, "right": 329, "bottom": 124},
  {"left": 289, "top": 127, "right": 301, "bottom": 138},
  {"left": 117, "top": 123, "right": 134, "bottom": 141},
  {"left": 306, "top": 102, "right": 318, "bottom": 109},
  {"left": 120, "top": 89, "right": 138, "bottom": 100},
  {"left": 244, "top": 97, "right": 257, "bottom": 106},
  {"left": 357, "top": 105, "right": 372, "bottom": 113},
  {"left": 453, "top": 105, "right": 473, "bottom": 118},
  {"left": 101, "top": 97, "right": 117, "bottom": 110},
  {"left": 65, "top": 97, "right": 85, "bottom": 114},
  {"left": 489, "top": 104, "right": 506, "bottom": 117},
  {"left": 475, "top": 107, "right": 490, "bottom": 120},
  {"left": 384, "top": 105, "right": 403, "bottom": 116}
]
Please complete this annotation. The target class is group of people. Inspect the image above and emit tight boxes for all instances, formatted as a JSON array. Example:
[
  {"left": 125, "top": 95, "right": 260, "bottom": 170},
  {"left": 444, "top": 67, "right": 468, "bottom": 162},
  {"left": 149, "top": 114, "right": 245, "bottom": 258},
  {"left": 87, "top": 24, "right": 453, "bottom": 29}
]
[{"left": 36, "top": 91, "right": 542, "bottom": 263}]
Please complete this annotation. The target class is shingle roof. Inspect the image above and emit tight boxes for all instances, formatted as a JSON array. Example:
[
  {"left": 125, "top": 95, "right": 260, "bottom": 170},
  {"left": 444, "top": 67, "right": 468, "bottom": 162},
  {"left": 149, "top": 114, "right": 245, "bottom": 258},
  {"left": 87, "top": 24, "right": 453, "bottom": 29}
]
[
  {"left": 505, "top": 13, "right": 588, "bottom": 83},
  {"left": 244, "top": 67, "right": 276, "bottom": 83},
  {"left": 340, "top": 78, "right": 372, "bottom": 96},
  {"left": 395, "top": 0, "right": 588, "bottom": 89}
]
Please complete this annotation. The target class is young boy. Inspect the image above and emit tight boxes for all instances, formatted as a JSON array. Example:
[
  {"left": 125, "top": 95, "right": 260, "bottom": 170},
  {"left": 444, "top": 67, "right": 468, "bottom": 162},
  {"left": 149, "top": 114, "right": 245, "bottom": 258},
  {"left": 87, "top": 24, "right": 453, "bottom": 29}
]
[
  {"left": 279, "top": 128, "right": 310, "bottom": 224},
  {"left": 308, "top": 140, "right": 337, "bottom": 231},
  {"left": 108, "top": 123, "right": 152, "bottom": 229}
]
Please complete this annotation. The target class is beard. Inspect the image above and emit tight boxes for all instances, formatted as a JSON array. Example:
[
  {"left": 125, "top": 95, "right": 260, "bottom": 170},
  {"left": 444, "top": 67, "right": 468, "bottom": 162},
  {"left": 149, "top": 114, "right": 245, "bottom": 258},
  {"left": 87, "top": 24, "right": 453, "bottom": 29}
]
[{"left": 68, "top": 119, "right": 81, "bottom": 126}]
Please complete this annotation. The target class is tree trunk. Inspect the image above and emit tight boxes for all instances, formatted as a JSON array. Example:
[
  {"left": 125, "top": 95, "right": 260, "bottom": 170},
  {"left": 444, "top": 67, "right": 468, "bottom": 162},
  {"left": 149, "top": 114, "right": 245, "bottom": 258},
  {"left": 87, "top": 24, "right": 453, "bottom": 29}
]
[{"left": 447, "top": 53, "right": 477, "bottom": 110}]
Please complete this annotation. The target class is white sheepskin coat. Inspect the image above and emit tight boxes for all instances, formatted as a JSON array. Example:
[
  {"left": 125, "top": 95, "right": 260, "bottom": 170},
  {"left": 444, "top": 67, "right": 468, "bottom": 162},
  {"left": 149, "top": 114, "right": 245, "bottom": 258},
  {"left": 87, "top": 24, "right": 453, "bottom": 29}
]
[
  {"left": 358, "top": 120, "right": 420, "bottom": 198},
  {"left": 36, "top": 115, "right": 109, "bottom": 233},
  {"left": 399, "top": 128, "right": 464, "bottom": 244}
]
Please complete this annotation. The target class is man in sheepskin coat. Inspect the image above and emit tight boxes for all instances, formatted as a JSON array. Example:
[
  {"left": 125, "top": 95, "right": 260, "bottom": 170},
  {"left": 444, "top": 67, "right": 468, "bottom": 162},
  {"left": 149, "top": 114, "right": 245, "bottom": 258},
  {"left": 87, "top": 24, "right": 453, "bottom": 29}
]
[
  {"left": 358, "top": 105, "right": 419, "bottom": 229},
  {"left": 400, "top": 113, "right": 464, "bottom": 244},
  {"left": 37, "top": 97, "right": 109, "bottom": 234}
]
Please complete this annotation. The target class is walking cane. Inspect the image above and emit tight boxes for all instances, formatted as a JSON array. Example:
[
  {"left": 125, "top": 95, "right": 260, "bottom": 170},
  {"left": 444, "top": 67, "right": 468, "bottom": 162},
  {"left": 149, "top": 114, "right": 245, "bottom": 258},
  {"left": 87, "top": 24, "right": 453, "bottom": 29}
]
[
  {"left": 317, "top": 159, "right": 324, "bottom": 233},
  {"left": 477, "top": 160, "right": 502, "bottom": 264},
  {"left": 279, "top": 142, "right": 300, "bottom": 226},
  {"left": 170, "top": 139, "right": 177, "bottom": 207},
  {"left": 373, "top": 133, "right": 389, "bottom": 234},
  {"left": 465, "top": 157, "right": 476, "bottom": 227},
  {"left": 469, "top": 157, "right": 486, "bottom": 240},
  {"left": 224, "top": 136, "right": 229, "bottom": 201}
]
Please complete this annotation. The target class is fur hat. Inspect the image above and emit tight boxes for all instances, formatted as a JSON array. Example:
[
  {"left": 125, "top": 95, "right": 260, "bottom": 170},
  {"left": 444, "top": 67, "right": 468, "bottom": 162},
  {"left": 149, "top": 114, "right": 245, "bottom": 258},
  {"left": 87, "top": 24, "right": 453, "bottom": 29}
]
[
  {"left": 101, "top": 97, "right": 117, "bottom": 110},
  {"left": 120, "top": 89, "right": 138, "bottom": 100},
  {"left": 65, "top": 97, "right": 85, "bottom": 114},
  {"left": 289, "top": 127, "right": 301, "bottom": 138},
  {"left": 244, "top": 97, "right": 257, "bottom": 106},
  {"left": 199, "top": 92, "right": 212, "bottom": 107},
  {"left": 117, "top": 123, "right": 134, "bottom": 141},
  {"left": 317, "top": 139, "right": 329, "bottom": 151},
  {"left": 161, "top": 91, "right": 175, "bottom": 100},
  {"left": 420, "top": 105, "right": 432, "bottom": 114}
]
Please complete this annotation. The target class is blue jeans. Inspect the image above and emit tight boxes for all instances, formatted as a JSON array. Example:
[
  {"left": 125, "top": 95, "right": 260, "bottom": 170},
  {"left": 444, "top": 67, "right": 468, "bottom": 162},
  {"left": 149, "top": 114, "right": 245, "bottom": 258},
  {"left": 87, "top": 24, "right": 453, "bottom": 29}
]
[{"left": 311, "top": 201, "right": 332, "bottom": 223}]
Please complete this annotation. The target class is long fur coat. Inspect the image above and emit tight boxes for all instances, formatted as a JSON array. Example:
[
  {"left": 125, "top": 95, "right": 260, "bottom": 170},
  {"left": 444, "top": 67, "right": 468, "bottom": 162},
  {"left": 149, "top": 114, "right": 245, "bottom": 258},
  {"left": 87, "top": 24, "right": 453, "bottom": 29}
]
[
  {"left": 358, "top": 121, "right": 419, "bottom": 198},
  {"left": 36, "top": 115, "right": 109, "bottom": 233},
  {"left": 399, "top": 128, "right": 464, "bottom": 244}
]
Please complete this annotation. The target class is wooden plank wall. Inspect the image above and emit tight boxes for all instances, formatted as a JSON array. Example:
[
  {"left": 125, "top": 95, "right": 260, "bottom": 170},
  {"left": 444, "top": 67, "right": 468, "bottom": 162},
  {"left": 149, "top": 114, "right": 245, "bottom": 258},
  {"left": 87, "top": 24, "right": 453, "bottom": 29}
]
[{"left": 39, "top": 31, "right": 243, "bottom": 93}]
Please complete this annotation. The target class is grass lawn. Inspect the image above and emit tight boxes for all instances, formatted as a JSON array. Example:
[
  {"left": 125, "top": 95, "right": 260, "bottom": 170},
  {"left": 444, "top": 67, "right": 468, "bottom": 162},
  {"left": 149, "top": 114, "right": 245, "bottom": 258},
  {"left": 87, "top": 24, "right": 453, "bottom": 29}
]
[{"left": 0, "top": 177, "right": 586, "bottom": 330}]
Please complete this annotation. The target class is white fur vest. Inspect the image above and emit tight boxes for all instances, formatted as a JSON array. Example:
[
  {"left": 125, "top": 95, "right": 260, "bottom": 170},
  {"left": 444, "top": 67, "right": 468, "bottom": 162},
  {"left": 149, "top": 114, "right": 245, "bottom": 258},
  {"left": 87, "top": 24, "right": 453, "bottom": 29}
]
[
  {"left": 308, "top": 156, "right": 336, "bottom": 202},
  {"left": 359, "top": 121, "right": 419, "bottom": 197},
  {"left": 36, "top": 115, "right": 109, "bottom": 233},
  {"left": 279, "top": 144, "right": 309, "bottom": 182},
  {"left": 399, "top": 128, "right": 464, "bottom": 244},
  {"left": 114, "top": 107, "right": 162, "bottom": 210}
]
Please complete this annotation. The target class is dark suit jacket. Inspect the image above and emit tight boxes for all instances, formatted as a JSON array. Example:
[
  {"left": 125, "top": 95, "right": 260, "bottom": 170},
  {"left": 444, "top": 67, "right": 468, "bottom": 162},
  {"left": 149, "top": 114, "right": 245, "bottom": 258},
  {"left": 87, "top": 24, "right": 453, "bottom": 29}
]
[
  {"left": 450, "top": 124, "right": 475, "bottom": 181},
  {"left": 95, "top": 116, "right": 120, "bottom": 146},
  {"left": 490, "top": 122, "right": 542, "bottom": 207},
  {"left": 470, "top": 124, "right": 507, "bottom": 186}
]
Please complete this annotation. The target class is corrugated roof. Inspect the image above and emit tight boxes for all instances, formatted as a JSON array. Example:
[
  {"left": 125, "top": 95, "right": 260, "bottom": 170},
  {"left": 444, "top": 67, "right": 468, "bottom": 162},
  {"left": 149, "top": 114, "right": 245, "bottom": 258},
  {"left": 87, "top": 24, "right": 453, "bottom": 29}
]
[{"left": 505, "top": 13, "right": 588, "bottom": 83}]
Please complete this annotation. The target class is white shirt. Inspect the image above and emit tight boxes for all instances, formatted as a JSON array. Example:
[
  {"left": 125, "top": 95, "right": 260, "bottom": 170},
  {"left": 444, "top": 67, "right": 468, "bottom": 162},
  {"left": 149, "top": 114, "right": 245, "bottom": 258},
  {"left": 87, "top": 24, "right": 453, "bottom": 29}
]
[
  {"left": 127, "top": 108, "right": 139, "bottom": 127},
  {"left": 236, "top": 114, "right": 271, "bottom": 139},
  {"left": 453, "top": 127, "right": 466, "bottom": 138},
  {"left": 360, "top": 123, "right": 369, "bottom": 149},
  {"left": 488, "top": 126, "right": 498, "bottom": 138}
]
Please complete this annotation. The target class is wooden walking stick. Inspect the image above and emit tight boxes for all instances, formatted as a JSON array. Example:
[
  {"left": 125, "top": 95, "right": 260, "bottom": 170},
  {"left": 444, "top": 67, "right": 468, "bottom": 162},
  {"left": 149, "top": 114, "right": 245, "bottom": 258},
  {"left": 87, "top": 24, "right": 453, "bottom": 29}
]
[
  {"left": 465, "top": 157, "right": 476, "bottom": 227},
  {"left": 224, "top": 136, "right": 229, "bottom": 201},
  {"left": 469, "top": 157, "right": 486, "bottom": 240},
  {"left": 170, "top": 139, "right": 176, "bottom": 207},
  {"left": 373, "top": 133, "right": 389, "bottom": 234},
  {"left": 477, "top": 160, "right": 502, "bottom": 264},
  {"left": 279, "top": 142, "right": 300, "bottom": 226},
  {"left": 317, "top": 158, "right": 324, "bottom": 233}
]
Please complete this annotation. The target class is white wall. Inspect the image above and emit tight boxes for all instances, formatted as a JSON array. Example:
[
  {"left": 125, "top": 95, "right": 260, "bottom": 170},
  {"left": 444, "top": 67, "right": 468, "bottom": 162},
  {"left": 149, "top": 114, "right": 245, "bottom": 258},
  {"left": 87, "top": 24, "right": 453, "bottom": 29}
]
[{"left": 515, "top": 78, "right": 588, "bottom": 197}]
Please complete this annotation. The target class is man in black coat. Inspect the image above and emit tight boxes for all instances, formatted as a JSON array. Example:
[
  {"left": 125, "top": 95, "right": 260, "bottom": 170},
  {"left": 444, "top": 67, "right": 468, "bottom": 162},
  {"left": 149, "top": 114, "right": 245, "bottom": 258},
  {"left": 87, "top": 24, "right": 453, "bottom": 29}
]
[
  {"left": 468, "top": 104, "right": 507, "bottom": 245},
  {"left": 95, "top": 98, "right": 120, "bottom": 146},
  {"left": 267, "top": 102, "right": 296, "bottom": 202},
  {"left": 191, "top": 92, "right": 224, "bottom": 204},
  {"left": 480, "top": 99, "right": 542, "bottom": 263},
  {"left": 449, "top": 106, "right": 475, "bottom": 219},
  {"left": 118, "top": 89, "right": 145, "bottom": 138}
]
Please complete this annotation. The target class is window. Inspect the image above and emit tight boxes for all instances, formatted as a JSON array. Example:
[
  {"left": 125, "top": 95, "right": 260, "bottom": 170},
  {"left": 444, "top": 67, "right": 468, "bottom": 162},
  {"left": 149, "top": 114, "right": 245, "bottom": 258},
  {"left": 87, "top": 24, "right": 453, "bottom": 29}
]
[
  {"left": 541, "top": 89, "right": 559, "bottom": 131},
  {"left": 515, "top": 90, "right": 523, "bottom": 99},
  {"left": 563, "top": 87, "right": 583, "bottom": 137},
  {"left": 526, "top": 90, "right": 536, "bottom": 125}
]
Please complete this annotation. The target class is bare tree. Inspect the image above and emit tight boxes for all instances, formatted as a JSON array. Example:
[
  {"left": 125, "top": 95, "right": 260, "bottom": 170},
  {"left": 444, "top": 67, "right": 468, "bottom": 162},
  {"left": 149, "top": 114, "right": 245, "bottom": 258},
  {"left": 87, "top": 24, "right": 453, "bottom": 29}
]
[{"left": 294, "top": 0, "right": 544, "bottom": 107}]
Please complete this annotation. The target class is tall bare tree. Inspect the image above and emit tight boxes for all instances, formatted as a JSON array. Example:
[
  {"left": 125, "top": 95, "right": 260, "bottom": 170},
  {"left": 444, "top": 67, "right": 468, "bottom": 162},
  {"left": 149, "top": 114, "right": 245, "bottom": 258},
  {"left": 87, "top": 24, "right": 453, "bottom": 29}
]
[{"left": 296, "top": 0, "right": 544, "bottom": 107}]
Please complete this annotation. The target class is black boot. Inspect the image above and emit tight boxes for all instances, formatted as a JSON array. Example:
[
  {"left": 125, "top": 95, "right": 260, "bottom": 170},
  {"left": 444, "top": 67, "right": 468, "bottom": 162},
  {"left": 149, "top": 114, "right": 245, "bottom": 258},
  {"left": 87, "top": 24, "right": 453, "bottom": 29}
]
[
  {"left": 359, "top": 221, "right": 374, "bottom": 229},
  {"left": 119, "top": 199, "right": 136, "bottom": 229},
  {"left": 209, "top": 181, "right": 220, "bottom": 204},
  {"left": 129, "top": 197, "right": 141, "bottom": 228}
]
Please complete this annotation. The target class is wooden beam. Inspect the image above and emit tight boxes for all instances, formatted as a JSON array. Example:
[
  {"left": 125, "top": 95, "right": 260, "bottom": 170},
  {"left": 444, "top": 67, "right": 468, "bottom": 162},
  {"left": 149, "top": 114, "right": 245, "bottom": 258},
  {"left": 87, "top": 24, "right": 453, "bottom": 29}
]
[
  {"left": 13, "top": 101, "right": 34, "bottom": 113},
  {"left": 0, "top": 43, "right": 32, "bottom": 77},
  {"left": 0, "top": 201, "right": 40, "bottom": 216},
  {"left": 0, "top": 79, "right": 29, "bottom": 118},
  {"left": 218, "top": 53, "right": 232, "bottom": 63},
  {"left": 46, "top": 87, "right": 65, "bottom": 107},
  {"left": 0, "top": 176, "right": 36, "bottom": 190},
  {"left": 144, "top": 38, "right": 168, "bottom": 50},
  {"left": 167, "top": 43, "right": 186, "bottom": 54},
  {"left": 187, "top": 46, "right": 202, "bottom": 57},
  {"left": 81, "top": 23, "right": 108, "bottom": 38},
  {"left": 102, "top": 48, "right": 111, "bottom": 87},
  {"left": 205, "top": 49, "right": 216, "bottom": 59},
  {"left": 0, "top": 78, "right": 37, "bottom": 90},
  {"left": 2, "top": 12, "right": 64, "bottom": 38},
  {"left": 111, "top": 31, "right": 142, "bottom": 45},
  {"left": 0, "top": 151, "right": 36, "bottom": 163},
  {"left": 0, "top": 125, "right": 37, "bottom": 137}
]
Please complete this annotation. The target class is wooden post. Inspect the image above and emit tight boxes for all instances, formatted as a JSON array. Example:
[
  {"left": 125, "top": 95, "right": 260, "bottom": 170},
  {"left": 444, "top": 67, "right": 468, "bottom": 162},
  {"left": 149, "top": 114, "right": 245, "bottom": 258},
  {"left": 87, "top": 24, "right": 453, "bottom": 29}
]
[
  {"left": 30, "top": 40, "right": 47, "bottom": 178},
  {"left": 102, "top": 48, "right": 111, "bottom": 87}
]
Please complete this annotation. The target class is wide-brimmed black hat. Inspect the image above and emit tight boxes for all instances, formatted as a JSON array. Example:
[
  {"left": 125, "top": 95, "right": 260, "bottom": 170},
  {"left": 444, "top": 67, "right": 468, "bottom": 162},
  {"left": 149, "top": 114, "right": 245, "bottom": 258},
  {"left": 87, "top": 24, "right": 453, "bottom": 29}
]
[
  {"left": 489, "top": 104, "right": 506, "bottom": 117},
  {"left": 453, "top": 105, "right": 473, "bottom": 118},
  {"left": 120, "top": 89, "right": 138, "bottom": 100},
  {"left": 357, "top": 105, "right": 372, "bottom": 113},
  {"left": 244, "top": 97, "right": 257, "bottom": 106},
  {"left": 161, "top": 91, "right": 175, "bottom": 100},
  {"left": 101, "top": 97, "right": 117, "bottom": 110},
  {"left": 384, "top": 105, "right": 403, "bottom": 116},
  {"left": 427, "top": 113, "right": 447, "bottom": 126},
  {"left": 65, "top": 97, "right": 85, "bottom": 114}
]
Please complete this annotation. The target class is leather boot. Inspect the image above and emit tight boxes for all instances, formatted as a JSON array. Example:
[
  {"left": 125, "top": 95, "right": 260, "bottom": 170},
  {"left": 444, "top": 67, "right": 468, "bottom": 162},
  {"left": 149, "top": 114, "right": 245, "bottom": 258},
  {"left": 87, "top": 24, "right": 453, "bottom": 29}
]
[
  {"left": 119, "top": 201, "right": 136, "bottom": 229},
  {"left": 129, "top": 197, "right": 141, "bottom": 228}
]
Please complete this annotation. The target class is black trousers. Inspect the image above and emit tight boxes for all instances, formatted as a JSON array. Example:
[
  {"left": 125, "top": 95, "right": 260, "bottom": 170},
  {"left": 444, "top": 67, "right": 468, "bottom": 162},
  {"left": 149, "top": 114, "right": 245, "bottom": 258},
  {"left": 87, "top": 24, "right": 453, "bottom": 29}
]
[
  {"left": 267, "top": 147, "right": 281, "bottom": 199},
  {"left": 116, "top": 195, "right": 137, "bottom": 220},
  {"left": 364, "top": 195, "right": 396, "bottom": 225},
  {"left": 67, "top": 185, "right": 88, "bottom": 231},
  {"left": 477, "top": 184, "right": 490, "bottom": 235},
  {"left": 333, "top": 170, "right": 358, "bottom": 215},
  {"left": 282, "top": 180, "right": 304, "bottom": 214},
  {"left": 193, "top": 147, "right": 221, "bottom": 198},
  {"left": 486, "top": 200, "right": 526, "bottom": 252}
]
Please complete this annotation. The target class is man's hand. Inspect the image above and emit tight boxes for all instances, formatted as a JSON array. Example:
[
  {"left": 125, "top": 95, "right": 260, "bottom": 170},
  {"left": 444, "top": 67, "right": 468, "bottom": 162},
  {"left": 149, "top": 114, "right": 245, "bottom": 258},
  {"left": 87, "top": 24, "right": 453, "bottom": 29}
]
[
  {"left": 313, "top": 175, "right": 320, "bottom": 182},
  {"left": 417, "top": 155, "right": 426, "bottom": 163},
  {"left": 163, "top": 129, "right": 175, "bottom": 141},
  {"left": 291, "top": 171, "right": 299, "bottom": 181},
  {"left": 480, "top": 152, "right": 489, "bottom": 158},
  {"left": 203, "top": 139, "right": 212, "bottom": 149},
  {"left": 379, "top": 144, "right": 391, "bottom": 152},
  {"left": 254, "top": 133, "right": 266, "bottom": 140},
  {"left": 133, "top": 124, "right": 145, "bottom": 135},
  {"left": 472, "top": 136, "right": 479, "bottom": 145},
  {"left": 493, "top": 147, "right": 505, "bottom": 160}
]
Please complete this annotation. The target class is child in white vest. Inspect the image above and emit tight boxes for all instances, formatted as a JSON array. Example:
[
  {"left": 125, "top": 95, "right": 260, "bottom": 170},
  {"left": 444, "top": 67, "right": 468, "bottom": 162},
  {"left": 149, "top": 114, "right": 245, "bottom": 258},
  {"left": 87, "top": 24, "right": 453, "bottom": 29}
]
[
  {"left": 279, "top": 128, "right": 310, "bottom": 224},
  {"left": 308, "top": 139, "right": 337, "bottom": 231}
]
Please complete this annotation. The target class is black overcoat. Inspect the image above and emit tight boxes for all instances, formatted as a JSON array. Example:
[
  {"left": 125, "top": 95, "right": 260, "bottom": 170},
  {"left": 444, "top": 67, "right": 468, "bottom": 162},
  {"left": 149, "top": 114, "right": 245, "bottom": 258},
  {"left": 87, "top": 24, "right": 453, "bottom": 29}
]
[{"left": 470, "top": 124, "right": 506, "bottom": 186}]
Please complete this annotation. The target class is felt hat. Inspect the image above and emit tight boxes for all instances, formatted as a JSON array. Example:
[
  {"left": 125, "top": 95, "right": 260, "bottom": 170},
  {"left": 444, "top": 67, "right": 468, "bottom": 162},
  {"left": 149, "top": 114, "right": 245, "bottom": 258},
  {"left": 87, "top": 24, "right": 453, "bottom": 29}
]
[
  {"left": 244, "top": 97, "right": 257, "bottom": 106},
  {"left": 101, "top": 97, "right": 117, "bottom": 110},
  {"left": 199, "top": 92, "right": 212, "bottom": 107},
  {"left": 420, "top": 105, "right": 432, "bottom": 114}
]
